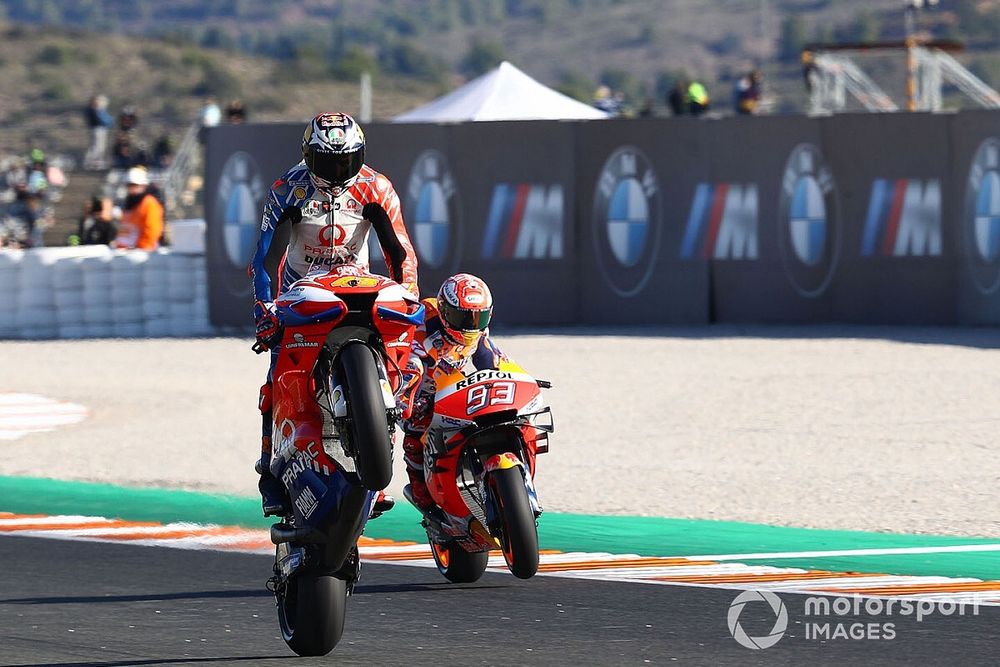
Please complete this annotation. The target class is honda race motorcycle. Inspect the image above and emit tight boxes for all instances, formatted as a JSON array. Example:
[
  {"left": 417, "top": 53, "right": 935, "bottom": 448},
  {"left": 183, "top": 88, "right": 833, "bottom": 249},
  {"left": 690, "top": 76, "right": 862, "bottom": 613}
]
[
  {"left": 255, "top": 264, "right": 423, "bottom": 656},
  {"left": 406, "top": 358, "right": 554, "bottom": 582}
]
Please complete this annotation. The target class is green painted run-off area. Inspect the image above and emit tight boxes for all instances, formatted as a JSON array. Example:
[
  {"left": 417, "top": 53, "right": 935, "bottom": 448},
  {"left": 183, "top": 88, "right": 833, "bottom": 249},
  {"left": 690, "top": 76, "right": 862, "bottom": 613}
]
[{"left": 1, "top": 476, "right": 997, "bottom": 581}]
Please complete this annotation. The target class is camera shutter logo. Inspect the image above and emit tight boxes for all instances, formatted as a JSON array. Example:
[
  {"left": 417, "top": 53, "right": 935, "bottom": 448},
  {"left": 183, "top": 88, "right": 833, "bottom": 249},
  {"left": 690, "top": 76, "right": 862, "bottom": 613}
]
[
  {"left": 777, "top": 143, "right": 840, "bottom": 297},
  {"left": 216, "top": 151, "right": 264, "bottom": 268},
  {"left": 965, "top": 137, "right": 1000, "bottom": 294},
  {"left": 592, "top": 146, "right": 663, "bottom": 297},
  {"left": 405, "top": 150, "right": 461, "bottom": 271},
  {"left": 727, "top": 590, "right": 788, "bottom": 650}
]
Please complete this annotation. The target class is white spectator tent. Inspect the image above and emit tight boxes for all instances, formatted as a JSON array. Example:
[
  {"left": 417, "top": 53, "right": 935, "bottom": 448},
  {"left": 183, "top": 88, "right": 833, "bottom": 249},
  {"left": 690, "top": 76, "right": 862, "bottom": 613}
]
[{"left": 394, "top": 61, "right": 608, "bottom": 122}]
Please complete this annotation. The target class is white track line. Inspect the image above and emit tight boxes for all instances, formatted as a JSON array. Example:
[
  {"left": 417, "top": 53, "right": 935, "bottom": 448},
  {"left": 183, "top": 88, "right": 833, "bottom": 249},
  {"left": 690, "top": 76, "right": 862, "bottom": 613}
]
[{"left": 684, "top": 544, "right": 1000, "bottom": 561}]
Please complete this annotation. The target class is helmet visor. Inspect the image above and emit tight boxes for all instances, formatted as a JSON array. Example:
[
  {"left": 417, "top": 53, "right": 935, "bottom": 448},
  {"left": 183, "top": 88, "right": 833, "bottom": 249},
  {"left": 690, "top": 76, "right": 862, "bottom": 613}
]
[
  {"left": 306, "top": 148, "right": 364, "bottom": 186},
  {"left": 439, "top": 300, "right": 491, "bottom": 332}
]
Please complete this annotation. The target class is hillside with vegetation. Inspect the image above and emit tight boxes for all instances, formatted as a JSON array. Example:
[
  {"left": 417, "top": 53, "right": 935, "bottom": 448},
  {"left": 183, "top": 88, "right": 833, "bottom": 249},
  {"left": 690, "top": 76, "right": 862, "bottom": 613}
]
[
  {"left": 0, "top": 21, "right": 437, "bottom": 160},
  {"left": 3, "top": 0, "right": 1000, "bottom": 157}
]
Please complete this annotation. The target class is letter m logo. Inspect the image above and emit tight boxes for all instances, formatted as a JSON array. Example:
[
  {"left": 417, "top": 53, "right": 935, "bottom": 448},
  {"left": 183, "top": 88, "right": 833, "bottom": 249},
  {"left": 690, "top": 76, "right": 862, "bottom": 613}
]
[
  {"left": 862, "top": 179, "right": 942, "bottom": 257},
  {"left": 680, "top": 183, "right": 759, "bottom": 259},
  {"left": 482, "top": 184, "right": 564, "bottom": 259}
]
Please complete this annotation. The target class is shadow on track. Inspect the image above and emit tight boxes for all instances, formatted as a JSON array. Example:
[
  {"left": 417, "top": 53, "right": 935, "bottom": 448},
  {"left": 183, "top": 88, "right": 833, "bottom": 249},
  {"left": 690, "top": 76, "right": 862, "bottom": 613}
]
[
  {"left": 2, "top": 589, "right": 273, "bottom": 605},
  {"left": 14, "top": 658, "right": 293, "bottom": 667}
]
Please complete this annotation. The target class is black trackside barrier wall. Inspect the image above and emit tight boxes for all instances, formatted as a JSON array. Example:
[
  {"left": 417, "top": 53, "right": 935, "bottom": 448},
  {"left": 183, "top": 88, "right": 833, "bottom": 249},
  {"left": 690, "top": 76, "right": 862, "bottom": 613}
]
[
  {"left": 952, "top": 110, "right": 1000, "bottom": 324},
  {"left": 205, "top": 124, "right": 302, "bottom": 327},
  {"left": 821, "top": 113, "right": 957, "bottom": 324},
  {"left": 575, "top": 118, "right": 710, "bottom": 325},
  {"left": 205, "top": 111, "right": 1000, "bottom": 328},
  {"left": 702, "top": 115, "right": 832, "bottom": 322}
]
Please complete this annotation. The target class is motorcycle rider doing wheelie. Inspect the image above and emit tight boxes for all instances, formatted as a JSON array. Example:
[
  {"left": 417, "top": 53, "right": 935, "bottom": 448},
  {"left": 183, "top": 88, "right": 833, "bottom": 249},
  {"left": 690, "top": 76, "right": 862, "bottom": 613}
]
[
  {"left": 397, "top": 273, "right": 506, "bottom": 513},
  {"left": 249, "top": 112, "right": 419, "bottom": 517}
]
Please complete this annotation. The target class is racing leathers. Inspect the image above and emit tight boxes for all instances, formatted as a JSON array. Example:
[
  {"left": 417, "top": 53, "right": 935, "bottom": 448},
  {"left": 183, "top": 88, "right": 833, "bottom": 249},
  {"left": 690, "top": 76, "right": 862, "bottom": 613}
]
[
  {"left": 249, "top": 160, "right": 418, "bottom": 515},
  {"left": 398, "top": 298, "right": 507, "bottom": 512}
]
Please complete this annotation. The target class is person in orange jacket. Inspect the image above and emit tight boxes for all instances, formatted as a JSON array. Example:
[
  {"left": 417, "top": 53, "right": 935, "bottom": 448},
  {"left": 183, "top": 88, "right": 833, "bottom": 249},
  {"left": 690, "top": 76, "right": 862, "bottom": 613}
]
[{"left": 114, "top": 166, "right": 163, "bottom": 250}]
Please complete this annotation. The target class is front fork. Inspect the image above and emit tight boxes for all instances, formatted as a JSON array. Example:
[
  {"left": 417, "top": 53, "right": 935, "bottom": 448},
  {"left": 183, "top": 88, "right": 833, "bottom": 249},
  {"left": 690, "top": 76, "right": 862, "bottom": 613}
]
[{"left": 482, "top": 452, "right": 543, "bottom": 523}]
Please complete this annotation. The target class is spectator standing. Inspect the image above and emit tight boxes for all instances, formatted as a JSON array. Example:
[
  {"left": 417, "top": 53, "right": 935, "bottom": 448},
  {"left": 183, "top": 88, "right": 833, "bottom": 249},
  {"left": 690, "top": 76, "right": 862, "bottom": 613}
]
[
  {"left": 592, "top": 85, "right": 622, "bottom": 116},
  {"left": 111, "top": 131, "right": 133, "bottom": 169},
  {"left": 153, "top": 134, "right": 174, "bottom": 169},
  {"left": 6, "top": 188, "right": 46, "bottom": 248},
  {"left": 733, "top": 69, "right": 763, "bottom": 115},
  {"left": 73, "top": 195, "right": 116, "bottom": 246},
  {"left": 226, "top": 99, "right": 246, "bottom": 124},
  {"left": 199, "top": 98, "right": 221, "bottom": 144},
  {"left": 200, "top": 98, "right": 221, "bottom": 128},
  {"left": 113, "top": 167, "right": 163, "bottom": 251},
  {"left": 667, "top": 80, "right": 688, "bottom": 116},
  {"left": 687, "top": 80, "right": 711, "bottom": 116},
  {"left": 83, "top": 95, "right": 113, "bottom": 170},
  {"left": 118, "top": 105, "right": 138, "bottom": 134},
  {"left": 25, "top": 152, "right": 48, "bottom": 195}
]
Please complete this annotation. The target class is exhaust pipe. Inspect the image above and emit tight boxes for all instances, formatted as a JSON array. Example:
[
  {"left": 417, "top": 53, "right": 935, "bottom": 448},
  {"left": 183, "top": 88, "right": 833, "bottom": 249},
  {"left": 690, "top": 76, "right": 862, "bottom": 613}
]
[{"left": 270, "top": 523, "right": 323, "bottom": 545}]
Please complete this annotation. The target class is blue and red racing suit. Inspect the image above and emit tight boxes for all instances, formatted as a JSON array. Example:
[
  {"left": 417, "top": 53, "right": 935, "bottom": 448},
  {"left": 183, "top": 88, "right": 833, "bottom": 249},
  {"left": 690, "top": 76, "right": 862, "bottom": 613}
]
[{"left": 250, "top": 161, "right": 419, "bottom": 460}]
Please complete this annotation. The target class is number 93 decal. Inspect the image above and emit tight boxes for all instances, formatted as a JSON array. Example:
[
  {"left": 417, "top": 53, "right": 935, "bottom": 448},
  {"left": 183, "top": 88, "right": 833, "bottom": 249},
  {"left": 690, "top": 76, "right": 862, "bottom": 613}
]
[{"left": 466, "top": 381, "right": 516, "bottom": 415}]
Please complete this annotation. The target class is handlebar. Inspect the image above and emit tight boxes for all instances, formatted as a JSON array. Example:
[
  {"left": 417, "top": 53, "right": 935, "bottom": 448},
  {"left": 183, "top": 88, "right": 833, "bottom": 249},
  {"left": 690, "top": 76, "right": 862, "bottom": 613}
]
[
  {"left": 536, "top": 379, "right": 552, "bottom": 389},
  {"left": 252, "top": 327, "right": 284, "bottom": 355}
]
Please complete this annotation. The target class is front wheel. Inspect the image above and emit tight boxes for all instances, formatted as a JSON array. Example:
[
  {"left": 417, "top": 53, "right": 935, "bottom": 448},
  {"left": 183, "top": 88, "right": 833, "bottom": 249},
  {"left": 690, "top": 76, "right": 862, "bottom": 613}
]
[
  {"left": 489, "top": 466, "right": 539, "bottom": 579},
  {"left": 339, "top": 343, "right": 393, "bottom": 490},
  {"left": 429, "top": 539, "right": 490, "bottom": 583},
  {"left": 276, "top": 573, "right": 347, "bottom": 656}
]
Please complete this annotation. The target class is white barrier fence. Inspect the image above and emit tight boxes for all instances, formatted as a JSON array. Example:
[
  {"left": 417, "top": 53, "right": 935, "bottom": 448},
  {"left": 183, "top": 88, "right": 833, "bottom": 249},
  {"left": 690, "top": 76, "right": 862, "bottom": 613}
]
[{"left": 0, "top": 246, "right": 213, "bottom": 339}]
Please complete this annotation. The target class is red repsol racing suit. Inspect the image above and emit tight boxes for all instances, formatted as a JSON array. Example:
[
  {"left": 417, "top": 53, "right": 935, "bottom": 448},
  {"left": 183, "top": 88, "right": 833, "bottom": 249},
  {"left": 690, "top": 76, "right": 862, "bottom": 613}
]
[
  {"left": 249, "top": 160, "right": 419, "bottom": 464},
  {"left": 397, "top": 297, "right": 506, "bottom": 507}
]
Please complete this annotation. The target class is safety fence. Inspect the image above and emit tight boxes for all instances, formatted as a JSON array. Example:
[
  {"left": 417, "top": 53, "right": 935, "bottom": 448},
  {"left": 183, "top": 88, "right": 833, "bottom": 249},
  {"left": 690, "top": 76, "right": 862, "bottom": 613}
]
[
  {"left": 0, "top": 246, "right": 210, "bottom": 339},
  {"left": 202, "top": 110, "right": 1000, "bottom": 327}
]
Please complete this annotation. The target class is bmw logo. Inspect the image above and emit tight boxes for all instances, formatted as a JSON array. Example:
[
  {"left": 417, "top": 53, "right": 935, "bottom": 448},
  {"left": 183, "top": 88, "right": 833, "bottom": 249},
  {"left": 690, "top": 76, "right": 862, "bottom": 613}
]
[
  {"left": 592, "top": 146, "right": 662, "bottom": 297},
  {"left": 777, "top": 144, "right": 839, "bottom": 297},
  {"left": 215, "top": 152, "right": 264, "bottom": 268},
  {"left": 964, "top": 137, "right": 1000, "bottom": 294},
  {"left": 405, "top": 150, "right": 461, "bottom": 271}
]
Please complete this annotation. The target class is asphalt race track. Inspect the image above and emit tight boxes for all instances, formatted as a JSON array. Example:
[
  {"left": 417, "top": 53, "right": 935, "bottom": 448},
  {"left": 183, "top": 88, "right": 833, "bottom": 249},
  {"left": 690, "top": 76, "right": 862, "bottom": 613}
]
[{"left": 1, "top": 536, "right": 998, "bottom": 666}]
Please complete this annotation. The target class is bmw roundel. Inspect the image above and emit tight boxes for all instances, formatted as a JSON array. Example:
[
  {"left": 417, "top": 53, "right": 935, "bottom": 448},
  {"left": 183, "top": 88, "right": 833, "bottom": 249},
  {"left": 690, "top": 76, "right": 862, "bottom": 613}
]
[
  {"left": 592, "top": 146, "right": 662, "bottom": 297},
  {"left": 215, "top": 151, "right": 264, "bottom": 269},
  {"left": 965, "top": 137, "right": 1000, "bottom": 294},
  {"left": 405, "top": 150, "right": 461, "bottom": 271},
  {"left": 777, "top": 144, "right": 839, "bottom": 297}
]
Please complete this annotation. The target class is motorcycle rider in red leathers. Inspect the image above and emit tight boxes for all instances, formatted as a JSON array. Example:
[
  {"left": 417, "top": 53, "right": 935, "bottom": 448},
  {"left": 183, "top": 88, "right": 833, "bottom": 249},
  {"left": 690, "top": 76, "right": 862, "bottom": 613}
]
[
  {"left": 398, "top": 273, "right": 505, "bottom": 513},
  {"left": 249, "top": 112, "right": 418, "bottom": 517}
]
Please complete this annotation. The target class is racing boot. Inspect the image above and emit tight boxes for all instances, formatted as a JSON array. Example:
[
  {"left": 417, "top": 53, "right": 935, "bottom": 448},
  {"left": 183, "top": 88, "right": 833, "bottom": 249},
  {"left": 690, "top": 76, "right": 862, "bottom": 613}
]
[
  {"left": 402, "top": 433, "right": 435, "bottom": 514},
  {"left": 370, "top": 490, "right": 395, "bottom": 520},
  {"left": 256, "top": 438, "right": 290, "bottom": 517}
]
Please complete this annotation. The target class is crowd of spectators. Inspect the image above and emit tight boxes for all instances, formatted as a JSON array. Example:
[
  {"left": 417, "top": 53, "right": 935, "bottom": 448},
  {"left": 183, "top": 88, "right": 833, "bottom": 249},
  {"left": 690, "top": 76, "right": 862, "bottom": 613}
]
[
  {"left": 592, "top": 68, "right": 765, "bottom": 119},
  {"left": 0, "top": 149, "right": 66, "bottom": 249}
]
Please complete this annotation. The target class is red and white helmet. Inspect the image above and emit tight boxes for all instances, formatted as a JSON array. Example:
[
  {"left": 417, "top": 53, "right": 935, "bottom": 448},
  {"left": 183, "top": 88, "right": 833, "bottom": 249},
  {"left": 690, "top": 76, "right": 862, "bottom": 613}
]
[
  {"left": 437, "top": 273, "right": 493, "bottom": 346},
  {"left": 302, "top": 112, "right": 365, "bottom": 191}
]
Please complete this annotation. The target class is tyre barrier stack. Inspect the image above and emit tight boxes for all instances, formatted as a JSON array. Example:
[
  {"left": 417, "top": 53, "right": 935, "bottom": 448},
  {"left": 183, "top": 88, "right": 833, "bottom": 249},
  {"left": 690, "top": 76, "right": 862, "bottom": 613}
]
[{"left": 0, "top": 246, "right": 213, "bottom": 340}]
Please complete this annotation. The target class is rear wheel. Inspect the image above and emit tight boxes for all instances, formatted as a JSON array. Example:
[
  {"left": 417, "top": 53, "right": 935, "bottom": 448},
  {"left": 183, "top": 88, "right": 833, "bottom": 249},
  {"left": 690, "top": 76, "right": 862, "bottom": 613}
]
[
  {"left": 339, "top": 343, "right": 393, "bottom": 490},
  {"left": 429, "top": 539, "right": 489, "bottom": 583},
  {"left": 276, "top": 573, "right": 347, "bottom": 657},
  {"left": 489, "top": 466, "right": 539, "bottom": 579}
]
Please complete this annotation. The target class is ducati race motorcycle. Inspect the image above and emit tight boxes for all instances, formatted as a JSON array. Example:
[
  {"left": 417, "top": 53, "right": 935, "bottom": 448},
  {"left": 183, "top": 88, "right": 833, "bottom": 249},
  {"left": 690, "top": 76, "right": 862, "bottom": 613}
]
[
  {"left": 406, "top": 358, "right": 554, "bottom": 582},
  {"left": 255, "top": 264, "right": 423, "bottom": 656}
]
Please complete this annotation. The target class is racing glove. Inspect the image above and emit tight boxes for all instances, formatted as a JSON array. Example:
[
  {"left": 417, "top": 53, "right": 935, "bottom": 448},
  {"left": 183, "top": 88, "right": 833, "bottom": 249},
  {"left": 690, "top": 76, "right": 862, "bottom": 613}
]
[{"left": 254, "top": 300, "right": 280, "bottom": 348}]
